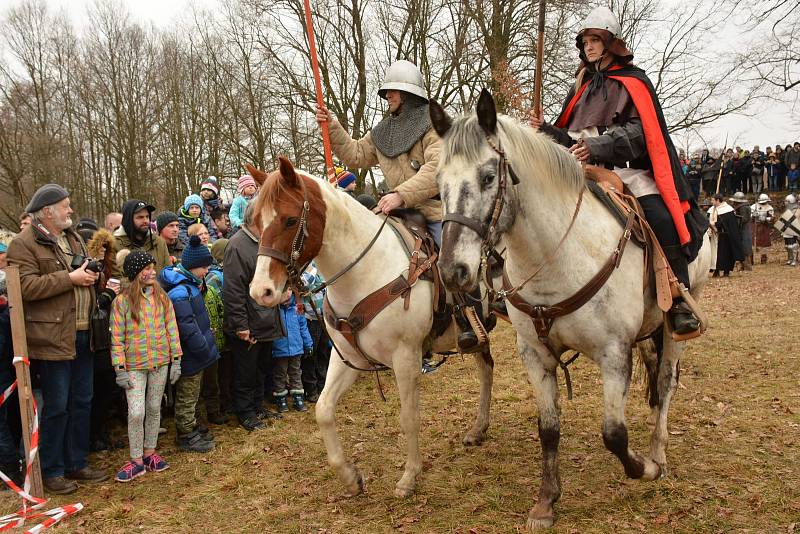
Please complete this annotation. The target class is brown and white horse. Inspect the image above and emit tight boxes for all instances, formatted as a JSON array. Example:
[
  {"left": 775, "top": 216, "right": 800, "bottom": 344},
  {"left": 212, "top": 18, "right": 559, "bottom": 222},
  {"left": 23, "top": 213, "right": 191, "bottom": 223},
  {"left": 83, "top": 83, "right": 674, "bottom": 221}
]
[
  {"left": 247, "top": 157, "right": 495, "bottom": 498},
  {"left": 429, "top": 91, "right": 713, "bottom": 529}
]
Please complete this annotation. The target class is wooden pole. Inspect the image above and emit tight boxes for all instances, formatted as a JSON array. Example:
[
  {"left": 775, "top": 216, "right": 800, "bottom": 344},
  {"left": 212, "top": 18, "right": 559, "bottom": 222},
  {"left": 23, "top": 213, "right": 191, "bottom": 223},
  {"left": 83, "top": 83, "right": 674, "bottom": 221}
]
[
  {"left": 533, "top": 0, "right": 547, "bottom": 116},
  {"left": 715, "top": 135, "right": 729, "bottom": 195},
  {"left": 302, "top": 0, "right": 336, "bottom": 183},
  {"left": 5, "top": 265, "right": 44, "bottom": 499}
]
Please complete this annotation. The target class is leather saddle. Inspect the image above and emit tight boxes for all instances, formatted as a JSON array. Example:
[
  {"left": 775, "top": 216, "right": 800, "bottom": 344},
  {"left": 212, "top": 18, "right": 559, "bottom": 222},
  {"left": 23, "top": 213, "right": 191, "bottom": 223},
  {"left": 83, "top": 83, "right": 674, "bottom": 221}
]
[
  {"left": 384, "top": 208, "right": 452, "bottom": 338},
  {"left": 583, "top": 165, "right": 676, "bottom": 313}
]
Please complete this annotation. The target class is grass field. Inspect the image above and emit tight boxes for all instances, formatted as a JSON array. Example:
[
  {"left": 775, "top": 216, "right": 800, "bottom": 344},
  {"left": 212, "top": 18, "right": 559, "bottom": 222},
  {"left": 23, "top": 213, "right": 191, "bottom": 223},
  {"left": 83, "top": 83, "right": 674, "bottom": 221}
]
[{"left": 2, "top": 246, "right": 799, "bottom": 533}]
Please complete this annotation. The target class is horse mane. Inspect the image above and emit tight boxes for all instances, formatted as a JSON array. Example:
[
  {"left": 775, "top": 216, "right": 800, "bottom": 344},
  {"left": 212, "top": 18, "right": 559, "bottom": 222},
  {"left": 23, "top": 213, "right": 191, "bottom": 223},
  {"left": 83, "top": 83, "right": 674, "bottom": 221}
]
[{"left": 442, "top": 114, "right": 584, "bottom": 193}]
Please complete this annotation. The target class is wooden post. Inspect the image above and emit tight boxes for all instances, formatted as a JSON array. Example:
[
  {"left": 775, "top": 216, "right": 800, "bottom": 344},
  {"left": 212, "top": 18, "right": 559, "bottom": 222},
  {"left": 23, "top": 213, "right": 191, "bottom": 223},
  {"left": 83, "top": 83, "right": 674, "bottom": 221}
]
[{"left": 5, "top": 265, "right": 44, "bottom": 499}]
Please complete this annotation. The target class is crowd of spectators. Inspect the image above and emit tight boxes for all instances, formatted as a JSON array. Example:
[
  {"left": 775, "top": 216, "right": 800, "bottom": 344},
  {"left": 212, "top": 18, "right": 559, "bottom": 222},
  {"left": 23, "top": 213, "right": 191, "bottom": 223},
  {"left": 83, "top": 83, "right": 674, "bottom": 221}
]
[
  {"left": 680, "top": 142, "right": 800, "bottom": 199},
  {"left": 0, "top": 176, "right": 331, "bottom": 494}
]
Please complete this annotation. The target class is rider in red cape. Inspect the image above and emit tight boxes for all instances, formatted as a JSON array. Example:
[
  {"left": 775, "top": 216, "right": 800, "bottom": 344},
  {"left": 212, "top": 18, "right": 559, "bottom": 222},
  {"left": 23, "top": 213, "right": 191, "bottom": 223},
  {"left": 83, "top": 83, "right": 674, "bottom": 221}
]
[{"left": 530, "top": 6, "right": 708, "bottom": 335}]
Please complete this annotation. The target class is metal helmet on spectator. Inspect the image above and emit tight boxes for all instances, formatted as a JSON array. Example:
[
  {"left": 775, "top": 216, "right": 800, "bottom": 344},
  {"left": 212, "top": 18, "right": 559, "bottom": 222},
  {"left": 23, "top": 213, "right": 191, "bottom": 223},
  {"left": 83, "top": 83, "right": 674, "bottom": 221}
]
[
  {"left": 378, "top": 60, "right": 427, "bottom": 101},
  {"left": 757, "top": 193, "right": 770, "bottom": 204}
]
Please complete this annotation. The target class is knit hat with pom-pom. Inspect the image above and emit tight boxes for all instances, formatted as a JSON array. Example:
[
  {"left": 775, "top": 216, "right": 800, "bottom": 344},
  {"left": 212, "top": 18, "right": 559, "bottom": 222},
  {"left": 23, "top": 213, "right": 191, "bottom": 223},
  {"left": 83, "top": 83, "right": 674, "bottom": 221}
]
[{"left": 181, "top": 235, "right": 213, "bottom": 270}]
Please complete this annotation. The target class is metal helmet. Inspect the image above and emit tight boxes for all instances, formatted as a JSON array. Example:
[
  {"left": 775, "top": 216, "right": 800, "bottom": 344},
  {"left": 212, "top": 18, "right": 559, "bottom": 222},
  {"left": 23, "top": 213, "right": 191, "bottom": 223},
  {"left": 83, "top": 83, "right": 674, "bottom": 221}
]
[
  {"left": 378, "top": 60, "right": 427, "bottom": 101},
  {"left": 758, "top": 193, "right": 770, "bottom": 204},
  {"left": 786, "top": 194, "right": 797, "bottom": 204},
  {"left": 731, "top": 191, "right": 747, "bottom": 203},
  {"left": 579, "top": 6, "right": 621, "bottom": 37}
]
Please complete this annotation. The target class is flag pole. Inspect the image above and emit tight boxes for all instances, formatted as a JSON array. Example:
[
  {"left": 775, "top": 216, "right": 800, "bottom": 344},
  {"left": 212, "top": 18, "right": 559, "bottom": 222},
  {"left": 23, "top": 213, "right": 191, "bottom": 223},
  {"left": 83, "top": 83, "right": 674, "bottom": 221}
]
[{"left": 302, "top": 0, "right": 336, "bottom": 183}]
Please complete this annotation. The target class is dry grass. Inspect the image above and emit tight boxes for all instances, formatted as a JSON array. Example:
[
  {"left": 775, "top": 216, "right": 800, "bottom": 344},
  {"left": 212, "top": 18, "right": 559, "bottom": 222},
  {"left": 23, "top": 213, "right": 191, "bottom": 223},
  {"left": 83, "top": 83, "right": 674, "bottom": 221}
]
[{"left": 2, "top": 246, "right": 799, "bottom": 533}]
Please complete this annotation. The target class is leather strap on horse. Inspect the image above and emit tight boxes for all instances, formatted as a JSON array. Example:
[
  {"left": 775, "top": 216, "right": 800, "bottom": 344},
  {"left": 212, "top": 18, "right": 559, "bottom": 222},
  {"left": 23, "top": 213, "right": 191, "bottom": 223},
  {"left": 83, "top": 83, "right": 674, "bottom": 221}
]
[
  {"left": 323, "top": 276, "right": 411, "bottom": 373},
  {"left": 503, "top": 210, "right": 636, "bottom": 399}
]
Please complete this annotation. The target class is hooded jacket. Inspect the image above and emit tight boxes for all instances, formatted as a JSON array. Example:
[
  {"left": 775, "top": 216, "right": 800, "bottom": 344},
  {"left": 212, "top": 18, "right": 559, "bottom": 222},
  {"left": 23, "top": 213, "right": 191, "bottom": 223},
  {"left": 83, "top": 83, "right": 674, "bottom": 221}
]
[
  {"left": 271, "top": 295, "right": 313, "bottom": 358},
  {"left": 159, "top": 265, "right": 220, "bottom": 376},
  {"left": 110, "top": 200, "right": 170, "bottom": 279}
]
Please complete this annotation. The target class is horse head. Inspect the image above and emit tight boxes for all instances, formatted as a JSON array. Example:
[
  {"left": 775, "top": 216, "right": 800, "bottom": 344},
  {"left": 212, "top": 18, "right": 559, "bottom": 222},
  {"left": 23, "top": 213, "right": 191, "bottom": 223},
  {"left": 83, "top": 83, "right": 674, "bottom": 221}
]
[
  {"left": 430, "top": 89, "right": 518, "bottom": 293},
  {"left": 248, "top": 156, "right": 327, "bottom": 307}
]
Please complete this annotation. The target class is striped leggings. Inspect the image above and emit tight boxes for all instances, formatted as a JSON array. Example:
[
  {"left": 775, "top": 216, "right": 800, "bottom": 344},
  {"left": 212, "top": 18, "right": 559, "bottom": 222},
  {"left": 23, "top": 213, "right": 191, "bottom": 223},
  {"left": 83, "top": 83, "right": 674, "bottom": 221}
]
[{"left": 126, "top": 367, "right": 169, "bottom": 459}]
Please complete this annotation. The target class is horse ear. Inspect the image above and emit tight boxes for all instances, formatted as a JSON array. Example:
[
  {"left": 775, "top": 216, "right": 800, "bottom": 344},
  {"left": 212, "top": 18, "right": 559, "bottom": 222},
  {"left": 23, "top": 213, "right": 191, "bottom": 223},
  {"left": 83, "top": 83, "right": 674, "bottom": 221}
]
[
  {"left": 278, "top": 156, "right": 300, "bottom": 188},
  {"left": 245, "top": 164, "right": 269, "bottom": 186},
  {"left": 476, "top": 88, "right": 497, "bottom": 135},
  {"left": 429, "top": 100, "right": 452, "bottom": 138}
]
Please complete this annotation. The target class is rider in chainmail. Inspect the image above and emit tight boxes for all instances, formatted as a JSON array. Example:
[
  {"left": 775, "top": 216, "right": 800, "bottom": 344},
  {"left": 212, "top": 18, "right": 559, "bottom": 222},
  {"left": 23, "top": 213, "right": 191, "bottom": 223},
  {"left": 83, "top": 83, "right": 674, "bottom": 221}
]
[{"left": 316, "top": 60, "right": 487, "bottom": 355}]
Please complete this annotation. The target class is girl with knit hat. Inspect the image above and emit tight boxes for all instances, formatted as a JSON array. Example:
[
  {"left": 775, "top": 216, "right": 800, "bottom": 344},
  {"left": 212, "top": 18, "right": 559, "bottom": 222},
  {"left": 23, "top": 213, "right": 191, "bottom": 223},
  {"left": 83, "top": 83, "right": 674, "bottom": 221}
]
[
  {"left": 229, "top": 175, "right": 259, "bottom": 229},
  {"left": 111, "top": 250, "right": 182, "bottom": 482}
]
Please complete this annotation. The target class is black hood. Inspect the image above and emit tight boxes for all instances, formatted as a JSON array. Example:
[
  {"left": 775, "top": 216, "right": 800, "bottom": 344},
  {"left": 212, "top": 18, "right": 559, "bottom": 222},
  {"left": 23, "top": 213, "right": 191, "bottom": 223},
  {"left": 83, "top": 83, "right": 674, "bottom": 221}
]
[{"left": 121, "top": 199, "right": 155, "bottom": 247}]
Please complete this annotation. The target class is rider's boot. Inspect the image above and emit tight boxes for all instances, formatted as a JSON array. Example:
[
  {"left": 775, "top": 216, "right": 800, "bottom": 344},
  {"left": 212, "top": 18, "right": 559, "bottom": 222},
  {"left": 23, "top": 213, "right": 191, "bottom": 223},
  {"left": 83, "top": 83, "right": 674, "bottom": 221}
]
[
  {"left": 663, "top": 245, "right": 701, "bottom": 335},
  {"left": 455, "top": 289, "right": 489, "bottom": 354},
  {"left": 669, "top": 299, "right": 701, "bottom": 335}
]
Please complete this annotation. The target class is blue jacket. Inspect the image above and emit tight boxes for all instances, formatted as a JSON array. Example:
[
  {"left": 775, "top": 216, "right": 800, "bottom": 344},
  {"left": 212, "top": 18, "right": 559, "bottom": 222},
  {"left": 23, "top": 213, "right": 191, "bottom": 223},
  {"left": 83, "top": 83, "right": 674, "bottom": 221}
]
[
  {"left": 159, "top": 265, "right": 220, "bottom": 376},
  {"left": 272, "top": 296, "right": 313, "bottom": 358}
]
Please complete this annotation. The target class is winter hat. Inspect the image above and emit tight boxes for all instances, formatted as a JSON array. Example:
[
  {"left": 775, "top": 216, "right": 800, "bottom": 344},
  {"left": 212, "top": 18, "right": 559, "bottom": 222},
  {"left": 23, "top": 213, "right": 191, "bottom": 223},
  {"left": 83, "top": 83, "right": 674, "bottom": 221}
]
[
  {"left": 0, "top": 243, "right": 7, "bottom": 254},
  {"left": 335, "top": 168, "right": 356, "bottom": 189},
  {"left": 237, "top": 175, "right": 257, "bottom": 195},
  {"left": 25, "top": 184, "right": 70, "bottom": 213},
  {"left": 210, "top": 238, "right": 228, "bottom": 266},
  {"left": 182, "top": 235, "right": 213, "bottom": 270},
  {"left": 122, "top": 250, "right": 155, "bottom": 281},
  {"left": 183, "top": 194, "right": 204, "bottom": 213},
  {"left": 76, "top": 218, "right": 98, "bottom": 232},
  {"left": 200, "top": 177, "right": 219, "bottom": 198},
  {"left": 356, "top": 194, "right": 377, "bottom": 210},
  {"left": 155, "top": 211, "right": 179, "bottom": 233}
]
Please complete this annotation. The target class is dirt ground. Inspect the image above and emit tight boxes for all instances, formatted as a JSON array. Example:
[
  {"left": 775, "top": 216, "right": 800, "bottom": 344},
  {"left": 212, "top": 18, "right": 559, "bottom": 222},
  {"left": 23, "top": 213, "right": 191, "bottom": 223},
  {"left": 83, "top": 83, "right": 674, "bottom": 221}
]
[{"left": 2, "top": 245, "right": 799, "bottom": 533}]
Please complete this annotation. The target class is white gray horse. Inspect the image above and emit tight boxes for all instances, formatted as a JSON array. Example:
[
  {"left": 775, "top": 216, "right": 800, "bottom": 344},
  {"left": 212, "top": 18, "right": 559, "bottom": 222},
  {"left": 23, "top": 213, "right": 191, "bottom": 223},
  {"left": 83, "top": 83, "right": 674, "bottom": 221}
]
[{"left": 429, "top": 91, "right": 713, "bottom": 529}]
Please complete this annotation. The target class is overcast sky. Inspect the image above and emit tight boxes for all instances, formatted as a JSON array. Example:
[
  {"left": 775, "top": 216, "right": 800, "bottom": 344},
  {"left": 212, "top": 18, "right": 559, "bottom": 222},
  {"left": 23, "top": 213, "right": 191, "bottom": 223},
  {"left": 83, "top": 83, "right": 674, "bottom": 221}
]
[{"left": 6, "top": 0, "right": 799, "bottom": 151}]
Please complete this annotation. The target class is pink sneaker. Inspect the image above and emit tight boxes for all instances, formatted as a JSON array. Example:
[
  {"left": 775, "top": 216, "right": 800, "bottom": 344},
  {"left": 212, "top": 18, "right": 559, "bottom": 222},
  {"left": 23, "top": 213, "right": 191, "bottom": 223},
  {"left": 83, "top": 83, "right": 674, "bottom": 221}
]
[
  {"left": 142, "top": 453, "right": 169, "bottom": 473},
  {"left": 115, "top": 461, "right": 145, "bottom": 483}
]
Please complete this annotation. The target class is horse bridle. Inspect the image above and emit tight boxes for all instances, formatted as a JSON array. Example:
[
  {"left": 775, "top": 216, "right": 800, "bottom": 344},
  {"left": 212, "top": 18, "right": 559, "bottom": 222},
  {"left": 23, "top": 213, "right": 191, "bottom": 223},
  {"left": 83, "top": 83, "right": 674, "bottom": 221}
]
[
  {"left": 257, "top": 182, "right": 312, "bottom": 290},
  {"left": 441, "top": 135, "right": 518, "bottom": 277},
  {"left": 442, "top": 135, "right": 519, "bottom": 264}
]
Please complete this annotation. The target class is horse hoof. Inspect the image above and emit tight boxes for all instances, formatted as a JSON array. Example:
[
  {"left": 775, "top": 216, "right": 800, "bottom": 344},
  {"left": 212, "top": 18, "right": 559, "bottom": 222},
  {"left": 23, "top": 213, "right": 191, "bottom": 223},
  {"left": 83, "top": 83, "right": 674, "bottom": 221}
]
[
  {"left": 640, "top": 459, "right": 662, "bottom": 482},
  {"left": 526, "top": 515, "right": 554, "bottom": 530},
  {"left": 394, "top": 485, "right": 415, "bottom": 498},
  {"left": 462, "top": 431, "right": 485, "bottom": 446},
  {"left": 344, "top": 472, "right": 365, "bottom": 497}
]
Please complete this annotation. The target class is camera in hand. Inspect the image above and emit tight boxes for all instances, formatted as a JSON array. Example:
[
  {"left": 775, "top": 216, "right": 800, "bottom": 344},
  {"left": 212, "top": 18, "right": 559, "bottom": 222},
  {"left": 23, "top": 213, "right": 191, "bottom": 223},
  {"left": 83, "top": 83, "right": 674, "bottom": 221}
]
[{"left": 70, "top": 255, "right": 103, "bottom": 274}]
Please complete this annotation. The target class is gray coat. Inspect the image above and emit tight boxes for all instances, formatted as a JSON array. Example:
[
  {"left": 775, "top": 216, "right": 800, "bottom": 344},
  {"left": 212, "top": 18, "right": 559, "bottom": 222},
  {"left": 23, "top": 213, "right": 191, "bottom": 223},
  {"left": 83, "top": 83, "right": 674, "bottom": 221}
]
[{"left": 222, "top": 226, "right": 285, "bottom": 342}]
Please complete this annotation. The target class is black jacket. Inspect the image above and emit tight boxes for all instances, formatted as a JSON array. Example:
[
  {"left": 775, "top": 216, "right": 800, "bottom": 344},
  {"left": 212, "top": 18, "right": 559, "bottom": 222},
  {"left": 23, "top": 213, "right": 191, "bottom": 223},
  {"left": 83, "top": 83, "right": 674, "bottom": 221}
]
[{"left": 222, "top": 227, "right": 285, "bottom": 342}]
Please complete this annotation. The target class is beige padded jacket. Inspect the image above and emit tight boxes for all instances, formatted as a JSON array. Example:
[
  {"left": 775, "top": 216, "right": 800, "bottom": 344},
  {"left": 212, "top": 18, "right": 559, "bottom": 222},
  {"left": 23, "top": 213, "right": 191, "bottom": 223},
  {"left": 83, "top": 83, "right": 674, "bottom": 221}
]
[{"left": 328, "top": 119, "right": 443, "bottom": 221}]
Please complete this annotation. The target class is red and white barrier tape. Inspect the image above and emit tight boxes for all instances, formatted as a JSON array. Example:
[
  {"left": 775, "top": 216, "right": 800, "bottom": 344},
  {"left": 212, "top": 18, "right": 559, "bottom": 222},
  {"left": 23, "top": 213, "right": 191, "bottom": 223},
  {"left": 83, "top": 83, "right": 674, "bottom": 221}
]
[{"left": 0, "top": 356, "right": 83, "bottom": 532}]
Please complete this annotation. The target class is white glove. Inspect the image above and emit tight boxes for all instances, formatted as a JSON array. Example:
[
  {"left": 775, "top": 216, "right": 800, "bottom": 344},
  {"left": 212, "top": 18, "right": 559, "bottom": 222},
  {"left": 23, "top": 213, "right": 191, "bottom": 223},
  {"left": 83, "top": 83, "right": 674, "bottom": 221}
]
[{"left": 169, "top": 361, "right": 181, "bottom": 385}]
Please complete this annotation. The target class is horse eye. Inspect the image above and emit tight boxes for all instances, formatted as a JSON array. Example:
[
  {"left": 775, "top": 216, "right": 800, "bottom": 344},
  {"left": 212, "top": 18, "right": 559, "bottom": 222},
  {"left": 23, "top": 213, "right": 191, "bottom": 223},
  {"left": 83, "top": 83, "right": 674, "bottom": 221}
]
[
  {"left": 285, "top": 217, "right": 299, "bottom": 228},
  {"left": 481, "top": 172, "right": 495, "bottom": 185}
]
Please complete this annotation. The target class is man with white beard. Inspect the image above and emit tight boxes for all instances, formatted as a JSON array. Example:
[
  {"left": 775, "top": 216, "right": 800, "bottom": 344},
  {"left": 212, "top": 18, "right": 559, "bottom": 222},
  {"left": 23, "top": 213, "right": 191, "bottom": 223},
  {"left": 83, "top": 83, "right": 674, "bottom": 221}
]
[{"left": 7, "top": 184, "right": 109, "bottom": 494}]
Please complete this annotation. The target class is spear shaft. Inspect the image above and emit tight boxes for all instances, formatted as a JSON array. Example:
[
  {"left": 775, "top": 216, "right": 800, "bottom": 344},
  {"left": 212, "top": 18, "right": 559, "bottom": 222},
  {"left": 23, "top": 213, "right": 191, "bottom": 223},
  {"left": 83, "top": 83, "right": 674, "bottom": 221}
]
[
  {"left": 533, "top": 0, "right": 546, "bottom": 115},
  {"left": 302, "top": 0, "right": 335, "bottom": 182}
]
